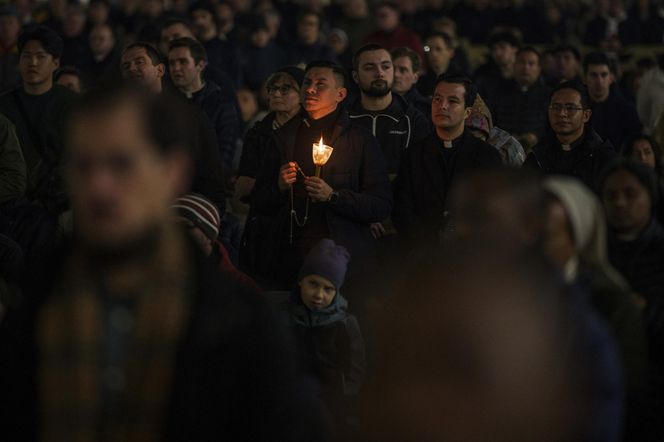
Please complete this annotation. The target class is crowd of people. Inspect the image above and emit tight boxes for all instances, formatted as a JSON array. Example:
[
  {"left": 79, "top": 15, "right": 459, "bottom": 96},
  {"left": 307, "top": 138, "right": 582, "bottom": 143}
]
[{"left": 1, "top": 0, "right": 664, "bottom": 440}]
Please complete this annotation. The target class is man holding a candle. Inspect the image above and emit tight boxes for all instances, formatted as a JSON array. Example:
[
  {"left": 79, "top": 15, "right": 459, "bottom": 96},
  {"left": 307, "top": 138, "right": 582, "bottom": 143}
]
[
  {"left": 393, "top": 71, "right": 502, "bottom": 247},
  {"left": 251, "top": 60, "right": 392, "bottom": 288}
]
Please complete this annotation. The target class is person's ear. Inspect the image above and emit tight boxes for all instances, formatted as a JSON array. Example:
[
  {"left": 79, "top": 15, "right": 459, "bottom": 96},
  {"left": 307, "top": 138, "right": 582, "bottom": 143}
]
[
  {"left": 197, "top": 59, "right": 206, "bottom": 73},
  {"left": 336, "top": 87, "right": 348, "bottom": 103},
  {"left": 352, "top": 70, "right": 359, "bottom": 85},
  {"left": 463, "top": 107, "right": 472, "bottom": 119},
  {"left": 156, "top": 63, "right": 166, "bottom": 78},
  {"left": 582, "top": 108, "right": 592, "bottom": 123},
  {"left": 53, "top": 57, "right": 60, "bottom": 70}
]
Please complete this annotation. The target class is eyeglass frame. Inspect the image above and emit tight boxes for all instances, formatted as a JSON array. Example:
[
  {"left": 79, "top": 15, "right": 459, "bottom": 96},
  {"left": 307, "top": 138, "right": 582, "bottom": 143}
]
[
  {"left": 266, "top": 84, "right": 297, "bottom": 95},
  {"left": 548, "top": 103, "right": 586, "bottom": 114}
]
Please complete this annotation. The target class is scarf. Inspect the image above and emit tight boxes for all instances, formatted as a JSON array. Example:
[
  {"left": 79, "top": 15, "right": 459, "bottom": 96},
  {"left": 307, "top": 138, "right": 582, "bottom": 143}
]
[{"left": 37, "top": 225, "right": 192, "bottom": 442}]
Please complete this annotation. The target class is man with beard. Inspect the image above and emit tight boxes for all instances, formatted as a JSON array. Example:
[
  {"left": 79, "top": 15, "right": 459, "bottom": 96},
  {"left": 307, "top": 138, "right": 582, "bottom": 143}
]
[
  {"left": 524, "top": 81, "right": 617, "bottom": 192},
  {"left": 0, "top": 85, "right": 319, "bottom": 440},
  {"left": 348, "top": 44, "right": 429, "bottom": 239},
  {"left": 120, "top": 42, "right": 227, "bottom": 212},
  {"left": 393, "top": 71, "right": 501, "bottom": 246},
  {"left": 348, "top": 44, "right": 429, "bottom": 176}
]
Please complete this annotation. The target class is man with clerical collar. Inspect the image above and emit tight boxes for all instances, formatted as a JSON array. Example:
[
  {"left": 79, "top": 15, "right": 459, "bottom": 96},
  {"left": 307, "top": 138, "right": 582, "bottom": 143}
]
[
  {"left": 524, "top": 80, "right": 616, "bottom": 192},
  {"left": 393, "top": 71, "right": 501, "bottom": 246},
  {"left": 250, "top": 60, "right": 392, "bottom": 288}
]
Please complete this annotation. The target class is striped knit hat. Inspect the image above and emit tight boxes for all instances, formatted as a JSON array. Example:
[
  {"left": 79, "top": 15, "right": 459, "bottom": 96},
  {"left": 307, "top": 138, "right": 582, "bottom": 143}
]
[{"left": 171, "top": 193, "right": 221, "bottom": 241}]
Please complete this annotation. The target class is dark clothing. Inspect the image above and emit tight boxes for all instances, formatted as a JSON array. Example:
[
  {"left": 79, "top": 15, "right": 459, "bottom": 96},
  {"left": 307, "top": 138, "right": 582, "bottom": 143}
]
[
  {"left": 0, "top": 85, "right": 77, "bottom": 212},
  {"left": 362, "top": 24, "right": 424, "bottom": 65},
  {"left": 286, "top": 290, "right": 365, "bottom": 399},
  {"left": 0, "top": 113, "right": 25, "bottom": 204},
  {"left": 251, "top": 109, "right": 392, "bottom": 285},
  {"left": 590, "top": 88, "right": 642, "bottom": 150},
  {"left": 608, "top": 220, "right": 664, "bottom": 303},
  {"left": 393, "top": 130, "right": 502, "bottom": 244},
  {"left": 79, "top": 50, "right": 122, "bottom": 87},
  {"left": 203, "top": 36, "right": 242, "bottom": 89},
  {"left": 0, "top": 237, "right": 322, "bottom": 442},
  {"left": 402, "top": 87, "right": 431, "bottom": 123},
  {"left": 485, "top": 78, "right": 551, "bottom": 141},
  {"left": 0, "top": 47, "right": 20, "bottom": 94},
  {"left": 287, "top": 41, "right": 337, "bottom": 66},
  {"left": 238, "top": 112, "right": 278, "bottom": 179},
  {"left": 348, "top": 94, "right": 431, "bottom": 175},
  {"left": 523, "top": 128, "right": 616, "bottom": 192},
  {"left": 584, "top": 15, "right": 642, "bottom": 46},
  {"left": 191, "top": 80, "right": 240, "bottom": 170},
  {"left": 474, "top": 60, "right": 511, "bottom": 101},
  {"left": 241, "top": 42, "right": 288, "bottom": 91}
]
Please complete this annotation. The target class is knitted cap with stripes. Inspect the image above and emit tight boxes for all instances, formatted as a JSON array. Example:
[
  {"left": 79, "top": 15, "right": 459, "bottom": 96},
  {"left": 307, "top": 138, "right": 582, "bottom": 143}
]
[{"left": 171, "top": 193, "right": 221, "bottom": 241}]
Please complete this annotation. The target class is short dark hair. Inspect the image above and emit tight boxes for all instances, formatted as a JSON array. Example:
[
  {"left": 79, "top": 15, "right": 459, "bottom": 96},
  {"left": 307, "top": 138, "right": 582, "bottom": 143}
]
[
  {"left": 67, "top": 83, "right": 195, "bottom": 156},
  {"left": 305, "top": 60, "right": 346, "bottom": 88},
  {"left": 425, "top": 31, "right": 454, "bottom": 49},
  {"left": 189, "top": 0, "right": 216, "bottom": 17},
  {"left": 488, "top": 30, "right": 520, "bottom": 49},
  {"left": 551, "top": 80, "right": 591, "bottom": 109},
  {"left": 375, "top": 1, "right": 400, "bottom": 12},
  {"left": 18, "top": 26, "right": 63, "bottom": 59},
  {"left": 583, "top": 51, "right": 612, "bottom": 74},
  {"left": 434, "top": 71, "right": 477, "bottom": 107},
  {"left": 122, "top": 42, "right": 163, "bottom": 66},
  {"left": 552, "top": 43, "right": 581, "bottom": 61},
  {"left": 516, "top": 46, "right": 541, "bottom": 63},
  {"left": 352, "top": 43, "right": 388, "bottom": 71},
  {"left": 168, "top": 37, "right": 207, "bottom": 65},
  {"left": 297, "top": 9, "right": 320, "bottom": 25},
  {"left": 391, "top": 47, "right": 421, "bottom": 73}
]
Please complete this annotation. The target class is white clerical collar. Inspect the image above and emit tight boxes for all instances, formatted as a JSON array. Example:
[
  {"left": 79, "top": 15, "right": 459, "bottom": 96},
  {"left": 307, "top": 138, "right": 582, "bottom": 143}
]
[{"left": 443, "top": 140, "right": 453, "bottom": 148}]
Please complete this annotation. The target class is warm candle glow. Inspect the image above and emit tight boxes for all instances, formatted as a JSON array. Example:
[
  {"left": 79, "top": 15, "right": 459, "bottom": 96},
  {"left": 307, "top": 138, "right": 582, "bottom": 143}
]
[{"left": 312, "top": 136, "right": 334, "bottom": 166}]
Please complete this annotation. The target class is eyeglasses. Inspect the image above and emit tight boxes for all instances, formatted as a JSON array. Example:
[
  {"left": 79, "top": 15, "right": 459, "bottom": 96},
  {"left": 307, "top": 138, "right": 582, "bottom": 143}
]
[
  {"left": 549, "top": 104, "right": 584, "bottom": 114},
  {"left": 266, "top": 84, "right": 295, "bottom": 95}
]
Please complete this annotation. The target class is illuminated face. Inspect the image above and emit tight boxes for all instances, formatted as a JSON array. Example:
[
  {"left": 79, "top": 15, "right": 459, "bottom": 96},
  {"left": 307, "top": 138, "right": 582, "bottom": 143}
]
[
  {"left": 392, "top": 55, "right": 418, "bottom": 94},
  {"left": 299, "top": 274, "right": 336, "bottom": 310},
  {"left": 353, "top": 48, "right": 393, "bottom": 98},
  {"left": 602, "top": 168, "right": 652, "bottom": 237},
  {"left": 585, "top": 64, "right": 613, "bottom": 102},
  {"left": 301, "top": 66, "right": 347, "bottom": 119},
  {"left": 432, "top": 81, "right": 470, "bottom": 132},
  {"left": 18, "top": 40, "right": 59, "bottom": 88}
]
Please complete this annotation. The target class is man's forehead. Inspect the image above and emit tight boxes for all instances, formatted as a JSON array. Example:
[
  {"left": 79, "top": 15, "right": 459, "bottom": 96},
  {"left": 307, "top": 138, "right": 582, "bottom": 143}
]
[
  {"left": 550, "top": 88, "right": 581, "bottom": 103},
  {"left": 587, "top": 64, "right": 610, "bottom": 73},
  {"left": 434, "top": 82, "right": 465, "bottom": 96},
  {"left": 169, "top": 46, "right": 192, "bottom": 59},
  {"left": 305, "top": 67, "right": 334, "bottom": 80},
  {"left": 360, "top": 49, "right": 391, "bottom": 64},
  {"left": 393, "top": 56, "right": 412, "bottom": 68}
]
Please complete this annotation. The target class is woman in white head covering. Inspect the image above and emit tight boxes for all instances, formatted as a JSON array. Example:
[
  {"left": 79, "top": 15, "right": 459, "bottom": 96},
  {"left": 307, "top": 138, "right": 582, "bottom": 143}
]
[{"left": 541, "top": 175, "right": 649, "bottom": 438}]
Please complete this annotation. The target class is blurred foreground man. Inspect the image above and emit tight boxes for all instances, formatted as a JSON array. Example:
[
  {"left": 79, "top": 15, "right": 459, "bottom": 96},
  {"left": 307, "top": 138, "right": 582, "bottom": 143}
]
[{"left": 1, "top": 85, "right": 318, "bottom": 441}]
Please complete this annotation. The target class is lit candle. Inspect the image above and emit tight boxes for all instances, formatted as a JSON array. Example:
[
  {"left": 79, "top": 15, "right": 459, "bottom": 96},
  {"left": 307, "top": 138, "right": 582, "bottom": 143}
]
[{"left": 312, "top": 136, "right": 334, "bottom": 177}]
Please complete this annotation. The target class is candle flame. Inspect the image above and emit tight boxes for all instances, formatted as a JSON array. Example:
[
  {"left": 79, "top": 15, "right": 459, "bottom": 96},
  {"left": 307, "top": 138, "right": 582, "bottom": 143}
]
[{"left": 317, "top": 136, "right": 324, "bottom": 151}]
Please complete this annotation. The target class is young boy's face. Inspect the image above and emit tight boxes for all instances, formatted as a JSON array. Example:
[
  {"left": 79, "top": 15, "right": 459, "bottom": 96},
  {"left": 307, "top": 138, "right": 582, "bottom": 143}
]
[{"left": 299, "top": 274, "right": 336, "bottom": 310}]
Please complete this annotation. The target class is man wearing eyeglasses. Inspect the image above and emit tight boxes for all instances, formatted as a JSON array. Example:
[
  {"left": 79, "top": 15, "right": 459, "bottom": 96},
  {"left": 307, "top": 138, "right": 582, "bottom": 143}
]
[{"left": 524, "top": 81, "right": 616, "bottom": 192}]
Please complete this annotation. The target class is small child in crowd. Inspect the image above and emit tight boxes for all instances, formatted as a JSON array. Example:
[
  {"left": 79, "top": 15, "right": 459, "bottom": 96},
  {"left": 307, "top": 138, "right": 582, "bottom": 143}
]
[{"left": 286, "top": 238, "right": 366, "bottom": 428}]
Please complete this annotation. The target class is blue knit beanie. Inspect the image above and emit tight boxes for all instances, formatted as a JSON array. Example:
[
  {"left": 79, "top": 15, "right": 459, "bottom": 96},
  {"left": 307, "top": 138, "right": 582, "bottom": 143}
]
[{"left": 298, "top": 239, "right": 350, "bottom": 290}]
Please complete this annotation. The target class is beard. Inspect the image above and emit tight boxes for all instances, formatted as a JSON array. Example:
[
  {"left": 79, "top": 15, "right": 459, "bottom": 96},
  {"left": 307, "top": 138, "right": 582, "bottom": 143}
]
[{"left": 361, "top": 79, "right": 391, "bottom": 98}]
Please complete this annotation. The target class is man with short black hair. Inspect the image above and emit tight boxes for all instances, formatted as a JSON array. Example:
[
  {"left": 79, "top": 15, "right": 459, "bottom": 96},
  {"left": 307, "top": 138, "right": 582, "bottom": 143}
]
[
  {"left": 583, "top": 51, "right": 641, "bottom": 149},
  {"left": 390, "top": 46, "right": 430, "bottom": 120},
  {"left": 393, "top": 72, "right": 501, "bottom": 245},
  {"left": 552, "top": 43, "right": 582, "bottom": 84},
  {"left": 251, "top": 60, "right": 392, "bottom": 287},
  {"left": 168, "top": 37, "right": 239, "bottom": 171},
  {"left": 524, "top": 81, "right": 616, "bottom": 191},
  {"left": 474, "top": 30, "right": 520, "bottom": 98},
  {"left": 417, "top": 32, "right": 455, "bottom": 97},
  {"left": 0, "top": 26, "right": 76, "bottom": 213}
]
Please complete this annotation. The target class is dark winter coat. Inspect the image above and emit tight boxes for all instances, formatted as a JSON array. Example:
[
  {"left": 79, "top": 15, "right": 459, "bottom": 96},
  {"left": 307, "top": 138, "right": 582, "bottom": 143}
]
[
  {"left": 192, "top": 80, "right": 240, "bottom": 170},
  {"left": 590, "top": 87, "right": 642, "bottom": 150},
  {"left": 238, "top": 112, "right": 278, "bottom": 179},
  {"left": 251, "top": 110, "right": 392, "bottom": 277},
  {"left": 524, "top": 128, "right": 617, "bottom": 192},
  {"left": 0, "top": 113, "right": 25, "bottom": 204},
  {"left": 348, "top": 94, "right": 431, "bottom": 175},
  {"left": 393, "top": 130, "right": 502, "bottom": 243},
  {"left": 403, "top": 86, "right": 432, "bottom": 124}
]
